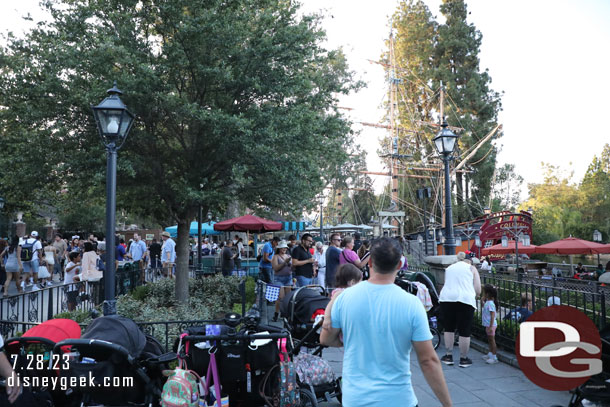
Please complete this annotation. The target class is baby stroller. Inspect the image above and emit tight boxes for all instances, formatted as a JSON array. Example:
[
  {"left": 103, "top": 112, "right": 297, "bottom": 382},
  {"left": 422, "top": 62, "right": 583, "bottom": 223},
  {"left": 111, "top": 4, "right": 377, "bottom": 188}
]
[
  {"left": 177, "top": 311, "right": 288, "bottom": 407},
  {"left": 565, "top": 325, "right": 610, "bottom": 406},
  {"left": 54, "top": 315, "right": 174, "bottom": 407},
  {"left": 3, "top": 318, "right": 82, "bottom": 406},
  {"left": 395, "top": 272, "right": 442, "bottom": 349},
  {"left": 280, "top": 286, "right": 329, "bottom": 355}
]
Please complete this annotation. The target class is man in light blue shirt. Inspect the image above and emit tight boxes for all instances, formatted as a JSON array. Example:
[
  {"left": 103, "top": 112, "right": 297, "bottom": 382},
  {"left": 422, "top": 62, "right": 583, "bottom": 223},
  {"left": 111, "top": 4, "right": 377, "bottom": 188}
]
[
  {"left": 161, "top": 231, "right": 176, "bottom": 277},
  {"left": 128, "top": 233, "right": 148, "bottom": 283},
  {"left": 321, "top": 237, "right": 452, "bottom": 407}
]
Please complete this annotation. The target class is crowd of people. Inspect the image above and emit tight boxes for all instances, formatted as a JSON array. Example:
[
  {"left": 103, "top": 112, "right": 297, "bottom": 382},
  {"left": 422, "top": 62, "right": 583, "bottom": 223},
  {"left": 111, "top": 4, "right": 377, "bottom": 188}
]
[{"left": 0, "top": 231, "right": 180, "bottom": 296}]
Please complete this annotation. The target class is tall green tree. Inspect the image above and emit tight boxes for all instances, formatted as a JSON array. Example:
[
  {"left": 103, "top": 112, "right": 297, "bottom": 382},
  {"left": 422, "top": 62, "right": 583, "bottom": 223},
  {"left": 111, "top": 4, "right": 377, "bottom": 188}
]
[
  {"left": 434, "top": 0, "right": 502, "bottom": 221},
  {"left": 0, "top": 0, "right": 361, "bottom": 301},
  {"left": 389, "top": 0, "right": 502, "bottom": 226},
  {"left": 524, "top": 164, "right": 585, "bottom": 244},
  {"left": 580, "top": 144, "right": 610, "bottom": 239}
]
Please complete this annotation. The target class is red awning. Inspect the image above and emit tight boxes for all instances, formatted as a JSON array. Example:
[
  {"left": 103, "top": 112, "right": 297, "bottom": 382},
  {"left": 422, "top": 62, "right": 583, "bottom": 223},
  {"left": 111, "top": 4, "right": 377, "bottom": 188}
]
[
  {"left": 535, "top": 237, "right": 610, "bottom": 255},
  {"left": 213, "top": 214, "right": 282, "bottom": 233},
  {"left": 481, "top": 240, "right": 538, "bottom": 256}
]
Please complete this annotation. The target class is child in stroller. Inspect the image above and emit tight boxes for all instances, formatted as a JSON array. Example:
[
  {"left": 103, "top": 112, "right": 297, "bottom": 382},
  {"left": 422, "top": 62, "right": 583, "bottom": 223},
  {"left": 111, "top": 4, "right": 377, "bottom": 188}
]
[{"left": 279, "top": 285, "right": 329, "bottom": 355}]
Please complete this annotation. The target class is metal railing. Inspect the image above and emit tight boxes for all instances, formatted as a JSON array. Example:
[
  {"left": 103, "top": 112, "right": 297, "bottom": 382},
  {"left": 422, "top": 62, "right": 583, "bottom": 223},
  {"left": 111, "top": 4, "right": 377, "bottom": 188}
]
[
  {"left": 478, "top": 275, "right": 608, "bottom": 352},
  {"left": 0, "top": 277, "right": 251, "bottom": 351},
  {"left": 1, "top": 264, "right": 260, "bottom": 325}
]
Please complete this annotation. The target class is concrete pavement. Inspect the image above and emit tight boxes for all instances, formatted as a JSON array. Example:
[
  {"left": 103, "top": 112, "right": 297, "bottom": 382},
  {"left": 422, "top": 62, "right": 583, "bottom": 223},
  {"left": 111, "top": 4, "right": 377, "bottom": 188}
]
[{"left": 322, "top": 343, "right": 572, "bottom": 407}]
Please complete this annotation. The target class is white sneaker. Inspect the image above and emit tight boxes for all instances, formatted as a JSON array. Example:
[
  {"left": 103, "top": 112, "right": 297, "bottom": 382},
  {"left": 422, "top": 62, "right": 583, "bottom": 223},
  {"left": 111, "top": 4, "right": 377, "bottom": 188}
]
[
  {"left": 47, "top": 281, "right": 53, "bottom": 285},
  {"left": 481, "top": 354, "right": 490, "bottom": 360},
  {"left": 32, "top": 284, "right": 41, "bottom": 291},
  {"left": 486, "top": 357, "right": 499, "bottom": 364}
]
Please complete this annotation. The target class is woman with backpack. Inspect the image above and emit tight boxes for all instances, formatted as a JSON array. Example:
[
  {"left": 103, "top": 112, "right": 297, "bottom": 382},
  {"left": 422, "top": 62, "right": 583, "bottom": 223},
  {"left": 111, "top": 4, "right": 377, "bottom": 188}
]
[{"left": 1, "top": 236, "right": 24, "bottom": 295}]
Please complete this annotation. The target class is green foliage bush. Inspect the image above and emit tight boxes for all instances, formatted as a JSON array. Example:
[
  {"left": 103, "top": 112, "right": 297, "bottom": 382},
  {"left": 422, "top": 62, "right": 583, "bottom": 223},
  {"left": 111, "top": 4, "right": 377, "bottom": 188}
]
[
  {"left": 116, "top": 275, "right": 241, "bottom": 322},
  {"left": 54, "top": 309, "right": 95, "bottom": 325}
]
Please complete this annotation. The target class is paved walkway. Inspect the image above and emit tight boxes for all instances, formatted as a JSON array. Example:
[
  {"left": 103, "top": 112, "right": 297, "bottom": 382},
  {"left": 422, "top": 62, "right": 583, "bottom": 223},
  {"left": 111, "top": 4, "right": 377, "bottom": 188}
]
[
  {"left": 262, "top": 294, "right": 571, "bottom": 406},
  {"left": 322, "top": 344, "right": 571, "bottom": 407}
]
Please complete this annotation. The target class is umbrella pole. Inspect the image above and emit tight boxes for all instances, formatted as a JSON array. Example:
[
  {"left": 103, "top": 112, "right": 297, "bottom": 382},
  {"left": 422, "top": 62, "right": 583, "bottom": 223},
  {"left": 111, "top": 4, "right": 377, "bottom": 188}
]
[{"left": 569, "top": 254, "right": 574, "bottom": 277}]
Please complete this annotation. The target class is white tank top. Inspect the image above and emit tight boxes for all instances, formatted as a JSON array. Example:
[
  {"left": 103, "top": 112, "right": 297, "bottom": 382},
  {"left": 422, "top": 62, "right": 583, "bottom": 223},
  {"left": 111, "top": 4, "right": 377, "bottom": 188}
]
[{"left": 439, "top": 261, "right": 476, "bottom": 309}]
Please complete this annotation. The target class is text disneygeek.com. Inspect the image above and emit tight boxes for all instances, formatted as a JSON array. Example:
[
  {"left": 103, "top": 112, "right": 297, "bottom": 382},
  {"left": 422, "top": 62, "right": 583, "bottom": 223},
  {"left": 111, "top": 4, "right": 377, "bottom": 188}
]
[{"left": 8, "top": 373, "right": 134, "bottom": 391}]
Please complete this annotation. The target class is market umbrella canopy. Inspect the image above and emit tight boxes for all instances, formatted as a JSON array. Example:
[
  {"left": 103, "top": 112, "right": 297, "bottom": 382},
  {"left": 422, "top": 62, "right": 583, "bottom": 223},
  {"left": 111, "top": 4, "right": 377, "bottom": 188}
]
[
  {"left": 481, "top": 240, "right": 538, "bottom": 256},
  {"left": 214, "top": 214, "right": 282, "bottom": 232},
  {"left": 535, "top": 237, "right": 610, "bottom": 255},
  {"left": 165, "top": 221, "right": 220, "bottom": 237}
]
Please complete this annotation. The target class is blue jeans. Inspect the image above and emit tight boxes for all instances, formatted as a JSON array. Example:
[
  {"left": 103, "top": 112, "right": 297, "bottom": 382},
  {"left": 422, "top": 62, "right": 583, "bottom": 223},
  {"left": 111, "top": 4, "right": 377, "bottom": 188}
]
[
  {"left": 260, "top": 267, "right": 273, "bottom": 284},
  {"left": 296, "top": 275, "right": 313, "bottom": 288}
]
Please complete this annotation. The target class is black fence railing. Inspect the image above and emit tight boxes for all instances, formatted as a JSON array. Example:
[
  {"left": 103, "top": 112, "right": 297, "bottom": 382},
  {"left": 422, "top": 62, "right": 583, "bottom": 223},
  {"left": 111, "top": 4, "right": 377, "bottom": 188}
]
[
  {"left": 0, "top": 277, "right": 250, "bottom": 351},
  {"left": 478, "top": 275, "right": 608, "bottom": 352},
  {"left": 0, "top": 264, "right": 260, "bottom": 325}
]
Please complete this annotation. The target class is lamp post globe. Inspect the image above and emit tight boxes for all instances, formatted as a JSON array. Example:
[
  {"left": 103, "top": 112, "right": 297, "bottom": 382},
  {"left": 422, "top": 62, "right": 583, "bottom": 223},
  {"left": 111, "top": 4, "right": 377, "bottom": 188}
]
[
  {"left": 92, "top": 82, "right": 135, "bottom": 316},
  {"left": 433, "top": 121, "right": 459, "bottom": 255}
]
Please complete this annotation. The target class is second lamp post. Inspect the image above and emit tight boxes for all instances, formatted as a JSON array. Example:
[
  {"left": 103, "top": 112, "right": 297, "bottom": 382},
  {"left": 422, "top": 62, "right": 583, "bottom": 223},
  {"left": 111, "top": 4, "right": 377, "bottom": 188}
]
[{"left": 433, "top": 121, "right": 459, "bottom": 255}]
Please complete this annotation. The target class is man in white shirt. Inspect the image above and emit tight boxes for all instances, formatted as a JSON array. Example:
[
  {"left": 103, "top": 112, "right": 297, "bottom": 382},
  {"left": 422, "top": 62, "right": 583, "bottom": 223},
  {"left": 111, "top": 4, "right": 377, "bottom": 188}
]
[
  {"left": 19, "top": 231, "right": 43, "bottom": 290},
  {"left": 313, "top": 241, "right": 327, "bottom": 289},
  {"left": 161, "top": 231, "right": 176, "bottom": 277},
  {"left": 236, "top": 237, "right": 245, "bottom": 270}
]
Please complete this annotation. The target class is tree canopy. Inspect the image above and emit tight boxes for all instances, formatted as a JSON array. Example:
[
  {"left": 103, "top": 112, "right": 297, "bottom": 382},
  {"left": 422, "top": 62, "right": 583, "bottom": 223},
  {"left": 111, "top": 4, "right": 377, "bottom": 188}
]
[
  {"left": 387, "top": 0, "right": 503, "bottom": 232},
  {"left": 0, "top": 0, "right": 361, "bottom": 301}
]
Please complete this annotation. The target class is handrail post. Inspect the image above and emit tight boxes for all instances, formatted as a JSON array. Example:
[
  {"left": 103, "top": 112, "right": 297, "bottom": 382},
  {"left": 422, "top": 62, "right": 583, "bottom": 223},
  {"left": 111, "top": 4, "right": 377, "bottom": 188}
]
[
  {"left": 601, "top": 291, "right": 607, "bottom": 330},
  {"left": 47, "top": 287, "right": 54, "bottom": 321}
]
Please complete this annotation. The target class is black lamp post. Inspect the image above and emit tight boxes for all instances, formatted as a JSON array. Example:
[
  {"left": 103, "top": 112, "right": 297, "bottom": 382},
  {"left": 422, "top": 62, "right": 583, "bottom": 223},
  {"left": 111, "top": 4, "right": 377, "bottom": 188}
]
[
  {"left": 0, "top": 197, "right": 5, "bottom": 238},
  {"left": 92, "top": 82, "right": 135, "bottom": 316},
  {"left": 319, "top": 196, "right": 324, "bottom": 243},
  {"left": 433, "top": 120, "right": 459, "bottom": 255}
]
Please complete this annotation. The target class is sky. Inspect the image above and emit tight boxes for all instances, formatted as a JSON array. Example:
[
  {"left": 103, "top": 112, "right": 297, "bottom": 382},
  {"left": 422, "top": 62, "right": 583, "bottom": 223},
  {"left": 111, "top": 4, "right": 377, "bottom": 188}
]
[{"left": 2, "top": 0, "right": 610, "bottom": 199}]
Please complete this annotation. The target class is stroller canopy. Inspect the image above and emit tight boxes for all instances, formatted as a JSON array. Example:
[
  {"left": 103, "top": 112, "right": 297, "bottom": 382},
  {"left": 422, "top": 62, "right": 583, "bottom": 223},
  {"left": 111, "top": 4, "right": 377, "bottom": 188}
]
[
  {"left": 82, "top": 315, "right": 146, "bottom": 357},
  {"left": 280, "top": 288, "right": 329, "bottom": 324},
  {"left": 22, "top": 319, "right": 82, "bottom": 343}
]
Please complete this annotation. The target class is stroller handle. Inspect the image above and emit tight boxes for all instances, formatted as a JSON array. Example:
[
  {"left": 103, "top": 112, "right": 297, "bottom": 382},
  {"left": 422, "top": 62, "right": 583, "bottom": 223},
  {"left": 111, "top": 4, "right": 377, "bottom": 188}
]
[
  {"left": 183, "top": 332, "right": 289, "bottom": 342},
  {"left": 53, "top": 339, "right": 136, "bottom": 364}
]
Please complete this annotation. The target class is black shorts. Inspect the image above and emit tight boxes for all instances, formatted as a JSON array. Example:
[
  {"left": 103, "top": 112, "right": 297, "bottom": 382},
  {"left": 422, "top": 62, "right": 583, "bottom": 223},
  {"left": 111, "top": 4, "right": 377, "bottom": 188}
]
[
  {"left": 440, "top": 301, "right": 475, "bottom": 337},
  {"left": 66, "top": 290, "right": 79, "bottom": 306}
]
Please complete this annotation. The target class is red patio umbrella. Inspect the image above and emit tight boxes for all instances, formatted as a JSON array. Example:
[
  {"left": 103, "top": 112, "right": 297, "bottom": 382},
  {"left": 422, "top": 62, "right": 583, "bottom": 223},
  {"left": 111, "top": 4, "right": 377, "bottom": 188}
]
[
  {"left": 481, "top": 240, "right": 538, "bottom": 256},
  {"left": 213, "top": 214, "right": 282, "bottom": 232},
  {"left": 535, "top": 237, "right": 610, "bottom": 255}
]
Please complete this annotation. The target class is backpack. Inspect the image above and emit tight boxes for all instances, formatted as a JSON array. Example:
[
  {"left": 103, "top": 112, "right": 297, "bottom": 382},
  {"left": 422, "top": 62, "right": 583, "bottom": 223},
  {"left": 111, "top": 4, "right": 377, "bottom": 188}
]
[
  {"left": 20, "top": 238, "right": 37, "bottom": 262},
  {"left": 161, "top": 368, "right": 201, "bottom": 407}
]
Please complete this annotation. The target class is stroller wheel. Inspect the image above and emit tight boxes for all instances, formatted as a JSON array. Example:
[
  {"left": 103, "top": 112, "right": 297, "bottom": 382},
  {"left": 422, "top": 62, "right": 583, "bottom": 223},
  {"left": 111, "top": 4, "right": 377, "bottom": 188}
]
[{"left": 298, "top": 388, "right": 318, "bottom": 407}]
